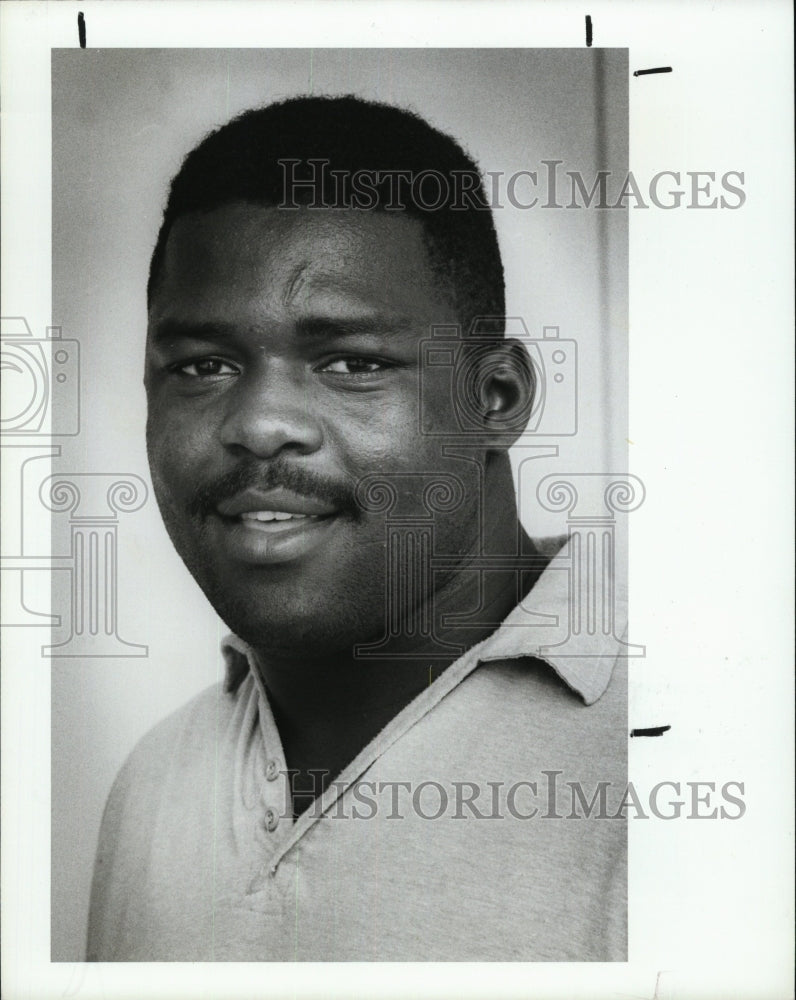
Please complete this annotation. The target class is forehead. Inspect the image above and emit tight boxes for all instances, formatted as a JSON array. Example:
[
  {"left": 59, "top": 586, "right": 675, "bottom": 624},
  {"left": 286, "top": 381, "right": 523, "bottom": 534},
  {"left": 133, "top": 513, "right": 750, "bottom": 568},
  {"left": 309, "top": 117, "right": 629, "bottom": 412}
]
[{"left": 150, "top": 203, "right": 455, "bottom": 328}]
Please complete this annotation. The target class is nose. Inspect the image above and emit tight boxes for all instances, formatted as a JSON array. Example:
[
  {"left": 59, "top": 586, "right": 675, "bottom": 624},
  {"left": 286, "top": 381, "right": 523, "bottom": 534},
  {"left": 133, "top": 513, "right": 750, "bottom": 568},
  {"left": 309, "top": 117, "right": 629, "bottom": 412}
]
[{"left": 219, "top": 364, "right": 323, "bottom": 459}]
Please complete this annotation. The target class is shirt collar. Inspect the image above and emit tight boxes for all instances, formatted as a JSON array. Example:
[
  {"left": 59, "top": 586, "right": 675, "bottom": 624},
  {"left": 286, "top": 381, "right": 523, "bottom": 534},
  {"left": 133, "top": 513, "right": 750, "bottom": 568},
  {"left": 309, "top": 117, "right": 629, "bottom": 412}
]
[
  {"left": 474, "top": 534, "right": 626, "bottom": 705},
  {"left": 222, "top": 534, "right": 625, "bottom": 708}
]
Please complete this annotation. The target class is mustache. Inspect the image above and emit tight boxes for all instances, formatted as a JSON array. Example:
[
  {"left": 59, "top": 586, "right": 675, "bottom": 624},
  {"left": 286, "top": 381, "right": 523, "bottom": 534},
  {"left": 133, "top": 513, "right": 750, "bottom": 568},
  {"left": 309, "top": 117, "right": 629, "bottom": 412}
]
[{"left": 187, "top": 458, "right": 360, "bottom": 520}]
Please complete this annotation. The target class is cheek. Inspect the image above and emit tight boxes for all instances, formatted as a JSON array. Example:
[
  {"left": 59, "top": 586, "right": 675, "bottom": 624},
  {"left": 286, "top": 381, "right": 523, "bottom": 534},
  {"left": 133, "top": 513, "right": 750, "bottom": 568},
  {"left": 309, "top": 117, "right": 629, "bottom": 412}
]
[
  {"left": 325, "top": 397, "right": 420, "bottom": 467},
  {"left": 344, "top": 427, "right": 437, "bottom": 482},
  {"left": 145, "top": 408, "right": 213, "bottom": 492},
  {"left": 418, "top": 365, "right": 462, "bottom": 430}
]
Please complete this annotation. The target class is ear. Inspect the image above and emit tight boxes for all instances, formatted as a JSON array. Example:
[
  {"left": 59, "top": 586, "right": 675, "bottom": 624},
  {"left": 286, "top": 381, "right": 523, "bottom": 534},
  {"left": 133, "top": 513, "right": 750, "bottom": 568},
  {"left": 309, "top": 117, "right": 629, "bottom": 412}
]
[{"left": 471, "top": 338, "right": 535, "bottom": 445}]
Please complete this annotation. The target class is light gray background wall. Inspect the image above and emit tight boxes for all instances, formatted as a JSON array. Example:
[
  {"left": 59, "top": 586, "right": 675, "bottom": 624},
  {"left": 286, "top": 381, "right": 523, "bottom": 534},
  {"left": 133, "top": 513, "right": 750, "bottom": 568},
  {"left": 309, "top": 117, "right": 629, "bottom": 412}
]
[{"left": 51, "top": 48, "right": 627, "bottom": 960}]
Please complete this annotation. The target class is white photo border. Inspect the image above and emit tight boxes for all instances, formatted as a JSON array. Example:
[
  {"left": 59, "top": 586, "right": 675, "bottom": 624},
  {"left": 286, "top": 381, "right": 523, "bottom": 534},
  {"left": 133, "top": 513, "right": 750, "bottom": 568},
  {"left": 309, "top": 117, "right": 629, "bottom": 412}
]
[{"left": 1, "top": 2, "right": 793, "bottom": 998}]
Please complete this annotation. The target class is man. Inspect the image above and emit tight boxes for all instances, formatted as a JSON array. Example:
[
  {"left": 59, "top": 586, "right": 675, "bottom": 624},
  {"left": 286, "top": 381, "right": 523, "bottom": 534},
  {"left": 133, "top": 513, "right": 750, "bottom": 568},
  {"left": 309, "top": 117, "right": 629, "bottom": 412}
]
[{"left": 87, "top": 95, "right": 627, "bottom": 961}]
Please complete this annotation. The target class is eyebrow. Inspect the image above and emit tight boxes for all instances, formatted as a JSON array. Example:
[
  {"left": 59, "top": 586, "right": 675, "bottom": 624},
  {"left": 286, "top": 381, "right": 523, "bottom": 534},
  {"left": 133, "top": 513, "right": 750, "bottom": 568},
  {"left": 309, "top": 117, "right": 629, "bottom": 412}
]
[
  {"left": 150, "top": 315, "right": 416, "bottom": 345},
  {"left": 296, "top": 315, "right": 415, "bottom": 338}
]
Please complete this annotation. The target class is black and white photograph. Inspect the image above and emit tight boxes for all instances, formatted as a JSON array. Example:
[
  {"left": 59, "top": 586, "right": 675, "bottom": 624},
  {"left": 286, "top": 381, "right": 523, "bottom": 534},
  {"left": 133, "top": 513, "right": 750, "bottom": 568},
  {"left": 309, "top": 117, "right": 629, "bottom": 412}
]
[
  {"left": 50, "top": 46, "right": 631, "bottom": 963},
  {"left": 1, "top": 2, "right": 793, "bottom": 998}
]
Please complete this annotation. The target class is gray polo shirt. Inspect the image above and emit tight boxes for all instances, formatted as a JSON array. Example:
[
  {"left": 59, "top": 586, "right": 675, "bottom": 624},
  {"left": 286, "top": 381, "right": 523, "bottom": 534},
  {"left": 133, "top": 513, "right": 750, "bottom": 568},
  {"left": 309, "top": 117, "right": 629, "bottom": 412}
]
[{"left": 87, "top": 537, "right": 627, "bottom": 961}]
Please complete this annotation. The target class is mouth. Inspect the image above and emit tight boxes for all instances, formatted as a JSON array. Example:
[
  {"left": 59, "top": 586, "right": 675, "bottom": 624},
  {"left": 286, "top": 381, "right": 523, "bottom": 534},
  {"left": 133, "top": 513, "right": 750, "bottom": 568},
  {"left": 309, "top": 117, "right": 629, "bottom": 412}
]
[
  {"left": 212, "top": 488, "right": 340, "bottom": 564},
  {"left": 217, "top": 486, "right": 338, "bottom": 519},
  {"left": 237, "top": 510, "right": 323, "bottom": 533}
]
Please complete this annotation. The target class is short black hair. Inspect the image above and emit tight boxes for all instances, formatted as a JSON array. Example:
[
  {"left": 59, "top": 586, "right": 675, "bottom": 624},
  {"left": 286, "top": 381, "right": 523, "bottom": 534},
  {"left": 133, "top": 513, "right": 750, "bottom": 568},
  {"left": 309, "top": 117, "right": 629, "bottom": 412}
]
[{"left": 147, "top": 95, "right": 505, "bottom": 335}]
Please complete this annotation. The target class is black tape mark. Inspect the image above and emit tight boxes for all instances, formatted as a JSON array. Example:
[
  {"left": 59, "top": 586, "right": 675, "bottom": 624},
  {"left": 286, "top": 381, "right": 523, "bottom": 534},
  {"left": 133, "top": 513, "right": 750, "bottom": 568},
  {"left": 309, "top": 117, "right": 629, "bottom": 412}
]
[
  {"left": 585, "top": 15, "right": 593, "bottom": 47},
  {"left": 630, "top": 725, "right": 671, "bottom": 738},
  {"left": 633, "top": 67, "right": 672, "bottom": 77},
  {"left": 77, "top": 12, "right": 86, "bottom": 49}
]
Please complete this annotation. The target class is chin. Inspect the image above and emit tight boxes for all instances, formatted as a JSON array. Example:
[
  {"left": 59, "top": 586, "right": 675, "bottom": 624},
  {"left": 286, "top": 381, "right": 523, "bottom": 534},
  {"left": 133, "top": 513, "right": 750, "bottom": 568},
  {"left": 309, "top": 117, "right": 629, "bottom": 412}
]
[{"left": 203, "top": 578, "right": 382, "bottom": 661}]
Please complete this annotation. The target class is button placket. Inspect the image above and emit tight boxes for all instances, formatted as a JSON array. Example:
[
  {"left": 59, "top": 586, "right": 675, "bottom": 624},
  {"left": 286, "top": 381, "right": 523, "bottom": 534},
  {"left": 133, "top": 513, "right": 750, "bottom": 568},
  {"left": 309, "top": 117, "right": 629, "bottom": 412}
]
[
  {"left": 246, "top": 760, "right": 288, "bottom": 896},
  {"left": 250, "top": 661, "right": 294, "bottom": 828}
]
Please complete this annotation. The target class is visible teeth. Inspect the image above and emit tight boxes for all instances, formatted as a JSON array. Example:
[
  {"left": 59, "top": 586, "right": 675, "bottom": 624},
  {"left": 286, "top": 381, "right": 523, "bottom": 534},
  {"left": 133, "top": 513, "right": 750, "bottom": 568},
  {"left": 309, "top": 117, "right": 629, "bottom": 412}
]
[{"left": 240, "top": 511, "right": 308, "bottom": 522}]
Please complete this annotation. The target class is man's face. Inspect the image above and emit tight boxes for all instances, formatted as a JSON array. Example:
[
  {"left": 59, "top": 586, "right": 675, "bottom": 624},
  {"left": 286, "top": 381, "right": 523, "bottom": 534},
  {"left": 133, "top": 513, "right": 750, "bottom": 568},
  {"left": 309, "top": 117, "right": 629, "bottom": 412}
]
[{"left": 145, "top": 203, "right": 486, "bottom": 658}]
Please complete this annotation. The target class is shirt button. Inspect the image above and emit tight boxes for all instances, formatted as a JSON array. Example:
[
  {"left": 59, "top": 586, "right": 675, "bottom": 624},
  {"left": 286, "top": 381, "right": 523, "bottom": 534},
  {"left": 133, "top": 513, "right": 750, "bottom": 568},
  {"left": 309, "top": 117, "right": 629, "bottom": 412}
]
[
  {"left": 265, "top": 759, "right": 279, "bottom": 781},
  {"left": 264, "top": 807, "right": 279, "bottom": 832}
]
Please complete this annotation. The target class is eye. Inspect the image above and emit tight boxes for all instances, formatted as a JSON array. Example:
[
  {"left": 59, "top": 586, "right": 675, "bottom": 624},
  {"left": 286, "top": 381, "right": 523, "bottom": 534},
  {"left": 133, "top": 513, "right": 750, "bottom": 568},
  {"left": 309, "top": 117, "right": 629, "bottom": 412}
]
[
  {"left": 319, "top": 357, "right": 389, "bottom": 376},
  {"left": 170, "top": 357, "right": 239, "bottom": 378}
]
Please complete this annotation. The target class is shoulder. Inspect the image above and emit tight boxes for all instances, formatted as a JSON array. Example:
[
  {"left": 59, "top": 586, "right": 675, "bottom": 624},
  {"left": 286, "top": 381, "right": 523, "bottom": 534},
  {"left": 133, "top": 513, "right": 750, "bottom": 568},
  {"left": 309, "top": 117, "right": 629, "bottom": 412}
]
[
  {"left": 127, "top": 683, "right": 225, "bottom": 762},
  {"left": 108, "top": 678, "right": 252, "bottom": 809}
]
